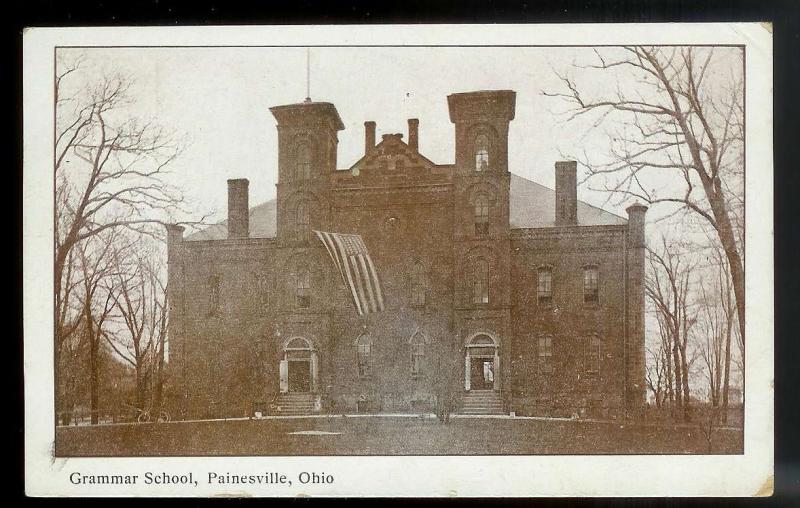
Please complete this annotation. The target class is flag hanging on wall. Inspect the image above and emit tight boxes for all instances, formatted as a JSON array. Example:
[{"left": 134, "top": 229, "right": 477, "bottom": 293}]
[{"left": 314, "top": 230, "right": 385, "bottom": 316}]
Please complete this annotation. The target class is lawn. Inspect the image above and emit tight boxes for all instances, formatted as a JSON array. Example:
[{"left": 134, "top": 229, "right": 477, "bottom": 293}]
[{"left": 55, "top": 415, "right": 743, "bottom": 457}]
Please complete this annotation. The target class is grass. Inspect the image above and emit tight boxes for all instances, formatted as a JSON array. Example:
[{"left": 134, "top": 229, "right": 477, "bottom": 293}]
[{"left": 55, "top": 415, "right": 744, "bottom": 457}]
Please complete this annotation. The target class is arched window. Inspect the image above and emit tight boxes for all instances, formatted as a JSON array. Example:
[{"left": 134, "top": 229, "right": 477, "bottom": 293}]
[
  {"left": 474, "top": 194, "right": 489, "bottom": 236},
  {"left": 475, "top": 134, "right": 489, "bottom": 172},
  {"left": 295, "top": 143, "right": 312, "bottom": 180},
  {"left": 356, "top": 334, "right": 372, "bottom": 379},
  {"left": 410, "top": 261, "right": 426, "bottom": 307},
  {"left": 295, "top": 267, "right": 310, "bottom": 308},
  {"left": 410, "top": 332, "right": 425, "bottom": 378},
  {"left": 472, "top": 258, "right": 489, "bottom": 304},
  {"left": 295, "top": 200, "right": 310, "bottom": 242}
]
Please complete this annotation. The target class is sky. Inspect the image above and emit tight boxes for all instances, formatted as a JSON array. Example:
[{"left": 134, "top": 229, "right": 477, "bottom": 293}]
[{"left": 58, "top": 45, "right": 657, "bottom": 222}]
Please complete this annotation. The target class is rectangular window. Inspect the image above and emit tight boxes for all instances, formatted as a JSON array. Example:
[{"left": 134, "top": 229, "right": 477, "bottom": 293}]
[
  {"left": 411, "top": 283, "right": 426, "bottom": 307},
  {"left": 474, "top": 196, "right": 489, "bottom": 236},
  {"left": 296, "top": 270, "right": 311, "bottom": 308},
  {"left": 410, "top": 343, "right": 424, "bottom": 378},
  {"left": 472, "top": 259, "right": 489, "bottom": 305},
  {"left": 411, "top": 343, "right": 425, "bottom": 378},
  {"left": 258, "top": 274, "right": 270, "bottom": 308},
  {"left": 537, "top": 268, "right": 553, "bottom": 305},
  {"left": 357, "top": 343, "right": 372, "bottom": 378},
  {"left": 583, "top": 266, "right": 599, "bottom": 303},
  {"left": 209, "top": 276, "right": 220, "bottom": 315},
  {"left": 584, "top": 335, "right": 602, "bottom": 375},
  {"left": 538, "top": 336, "right": 553, "bottom": 374}
]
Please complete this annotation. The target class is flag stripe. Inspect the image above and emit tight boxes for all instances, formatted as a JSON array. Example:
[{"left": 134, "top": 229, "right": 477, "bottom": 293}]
[
  {"left": 330, "top": 233, "right": 364, "bottom": 315},
  {"left": 361, "top": 243, "right": 385, "bottom": 310},
  {"left": 348, "top": 254, "right": 369, "bottom": 315},
  {"left": 316, "top": 231, "right": 343, "bottom": 280},
  {"left": 314, "top": 229, "right": 385, "bottom": 316},
  {"left": 355, "top": 254, "right": 377, "bottom": 312}
]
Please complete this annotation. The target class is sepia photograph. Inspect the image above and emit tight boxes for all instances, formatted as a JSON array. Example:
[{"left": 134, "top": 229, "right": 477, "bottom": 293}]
[{"left": 24, "top": 23, "right": 773, "bottom": 497}]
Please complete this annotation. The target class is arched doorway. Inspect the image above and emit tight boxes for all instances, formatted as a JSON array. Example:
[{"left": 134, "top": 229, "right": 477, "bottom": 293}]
[
  {"left": 280, "top": 337, "right": 318, "bottom": 393},
  {"left": 465, "top": 334, "right": 500, "bottom": 391}
]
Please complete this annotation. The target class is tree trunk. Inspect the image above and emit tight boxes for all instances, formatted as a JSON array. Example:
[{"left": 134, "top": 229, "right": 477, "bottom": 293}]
[
  {"left": 671, "top": 336, "right": 683, "bottom": 416},
  {"left": 722, "top": 318, "right": 733, "bottom": 424},
  {"left": 665, "top": 346, "right": 675, "bottom": 407},
  {"left": 135, "top": 362, "right": 146, "bottom": 413},
  {"left": 153, "top": 334, "right": 166, "bottom": 414},
  {"left": 702, "top": 178, "right": 745, "bottom": 347},
  {"left": 89, "top": 326, "right": 99, "bottom": 425},
  {"left": 679, "top": 343, "right": 691, "bottom": 422}
]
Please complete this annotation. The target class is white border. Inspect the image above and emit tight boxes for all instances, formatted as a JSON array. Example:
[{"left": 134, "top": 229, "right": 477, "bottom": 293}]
[{"left": 24, "top": 23, "right": 773, "bottom": 497}]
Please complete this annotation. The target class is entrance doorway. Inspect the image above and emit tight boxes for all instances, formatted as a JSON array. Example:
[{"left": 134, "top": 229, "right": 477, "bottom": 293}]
[
  {"left": 280, "top": 337, "right": 318, "bottom": 394},
  {"left": 288, "top": 360, "right": 311, "bottom": 392},
  {"left": 465, "top": 333, "right": 500, "bottom": 391},
  {"left": 470, "top": 357, "right": 495, "bottom": 390}
]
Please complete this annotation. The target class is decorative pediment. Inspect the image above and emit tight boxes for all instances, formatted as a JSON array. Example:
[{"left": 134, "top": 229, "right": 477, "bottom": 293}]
[{"left": 348, "top": 134, "right": 438, "bottom": 177}]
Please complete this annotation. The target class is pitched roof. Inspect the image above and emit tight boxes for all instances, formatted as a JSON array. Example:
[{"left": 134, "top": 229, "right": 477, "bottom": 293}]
[
  {"left": 509, "top": 174, "right": 627, "bottom": 228},
  {"left": 186, "top": 200, "right": 277, "bottom": 241},
  {"left": 185, "top": 173, "right": 626, "bottom": 241}
]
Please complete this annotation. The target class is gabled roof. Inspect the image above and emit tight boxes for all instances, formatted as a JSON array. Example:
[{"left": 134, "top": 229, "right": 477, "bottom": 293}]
[{"left": 186, "top": 173, "right": 626, "bottom": 241}]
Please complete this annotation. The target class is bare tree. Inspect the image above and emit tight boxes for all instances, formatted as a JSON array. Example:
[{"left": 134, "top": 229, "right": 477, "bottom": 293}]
[
  {"left": 54, "top": 52, "right": 204, "bottom": 422},
  {"left": 697, "top": 239, "right": 739, "bottom": 423},
  {"left": 646, "top": 235, "right": 699, "bottom": 421},
  {"left": 74, "top": 231, "right": 121, "bottom": 424},
  {"left": 645, "top": 343, "right": 669, "bottom": 409},
  {"left": 104, "top": 239, "right": 170, "bottom": 417},
  {"left": 545, "top": 46, "right": 745, "bottom": 344}
]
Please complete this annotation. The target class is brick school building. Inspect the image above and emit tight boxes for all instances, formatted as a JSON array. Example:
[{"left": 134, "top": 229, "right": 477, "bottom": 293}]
[{"left": 166, "top": 90, "right": 647, "bottom": 420}]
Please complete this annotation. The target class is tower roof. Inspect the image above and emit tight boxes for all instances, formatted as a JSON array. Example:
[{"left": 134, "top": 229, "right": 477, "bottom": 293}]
[{"left": 269, "top": 101, "right": 345, "bottom": 130}]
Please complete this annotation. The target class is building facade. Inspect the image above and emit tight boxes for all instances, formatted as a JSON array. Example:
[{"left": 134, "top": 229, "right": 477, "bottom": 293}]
[{"left": 166, "top": 90, "right": 647, "bottom": 420}]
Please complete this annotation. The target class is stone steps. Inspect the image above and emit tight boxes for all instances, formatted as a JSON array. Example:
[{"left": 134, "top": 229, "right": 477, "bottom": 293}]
[
  {"left": 460, "top": 390, "right": 505, "bottom": 415},
  {"left": 272, "top": 393, "right": 317, "bottom": 415}
]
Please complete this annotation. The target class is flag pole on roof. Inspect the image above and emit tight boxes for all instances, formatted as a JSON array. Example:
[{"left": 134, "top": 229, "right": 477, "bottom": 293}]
[
  {"left": 304, "top": 48, "right": 312, "bottom": 103},
  {"left": 314, "top": 230, "right": 385, "bottom": 317}
]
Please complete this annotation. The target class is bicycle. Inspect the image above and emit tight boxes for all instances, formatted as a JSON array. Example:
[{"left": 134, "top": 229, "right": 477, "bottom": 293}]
[{"left": 126, "top": 404, "right": 171, "bottom": 423}]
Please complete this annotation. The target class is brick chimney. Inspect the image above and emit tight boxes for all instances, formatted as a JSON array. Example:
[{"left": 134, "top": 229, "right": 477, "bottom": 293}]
[
  {"left": 364, "top": 121, "right": 376, "bottom": 154},
  {"left": 626, "top": 201, "right": 648, "bottom": 411},
  {"left": 227, "top": 178, "right": 249, "bottom": 239},
  {"left": 408, "top": 118, "right": 419, "bottom": 152},
  {"left": 555, "top": 161, "right": 578, "bottom": 226}
]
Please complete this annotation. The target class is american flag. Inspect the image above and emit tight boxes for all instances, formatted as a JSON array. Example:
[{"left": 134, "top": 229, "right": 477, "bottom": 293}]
[{"left": 314, "top": 230, "right": 385, "bottom": 315}]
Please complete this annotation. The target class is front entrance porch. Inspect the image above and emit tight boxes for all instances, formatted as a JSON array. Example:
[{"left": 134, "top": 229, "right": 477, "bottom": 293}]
[
  {"left": 464, "top": 333, "right": 500, "bottom": 392},
  {"left": 275, "top": 337, "right": 320, "bottom": 415}
]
